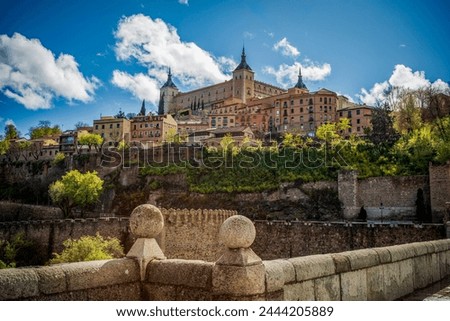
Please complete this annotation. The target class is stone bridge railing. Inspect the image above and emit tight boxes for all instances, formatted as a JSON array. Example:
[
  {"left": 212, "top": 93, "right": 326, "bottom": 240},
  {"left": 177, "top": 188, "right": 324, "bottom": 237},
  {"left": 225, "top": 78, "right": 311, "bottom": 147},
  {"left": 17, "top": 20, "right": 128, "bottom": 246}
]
[{"left": 1, "top": 204, "right": 449, "bottom": 300}]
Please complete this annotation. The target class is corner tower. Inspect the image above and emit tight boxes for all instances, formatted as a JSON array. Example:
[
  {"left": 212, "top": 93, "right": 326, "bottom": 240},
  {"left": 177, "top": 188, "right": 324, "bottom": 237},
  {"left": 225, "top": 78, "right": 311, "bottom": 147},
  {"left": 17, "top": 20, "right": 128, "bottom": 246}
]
[
  {"left": 232, "top": 47, "right": 255, "bottom": 103},
  {"left": 159, "top": 68, "right": 179, "bottom": 115}
]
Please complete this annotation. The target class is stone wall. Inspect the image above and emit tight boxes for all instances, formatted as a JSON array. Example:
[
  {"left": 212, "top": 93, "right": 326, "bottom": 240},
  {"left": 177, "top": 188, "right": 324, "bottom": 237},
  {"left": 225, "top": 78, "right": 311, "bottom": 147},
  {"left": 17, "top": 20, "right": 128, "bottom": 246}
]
[
  {"left": 338, "top": 171, "right": 430, "bottom": 220},
  {"left": 0, "top": 217, "right": 132, "bottom": 264},
  {"left": 158, "top": 208, "right": 236, "bottom": 261},
  {"left": 253, "top": 221, "right": 445, "bottom": 260},
  {"left": 0, "top": 202, "right": 63, "bottom": 221},
  {"left": 1, "top": 212, "right": 449, "bottom": 301},
  {"left": 263, "top": 239, "right": 450, "bottom": 300},
  {"left": 429, "top": 163, "right": 450, "bottom": 222},
  {"left": 0, "top": 258, "right": 141, "bottom": 300},
  {"left": 0, "top": 209, "right": 235, "bottom": 263}
]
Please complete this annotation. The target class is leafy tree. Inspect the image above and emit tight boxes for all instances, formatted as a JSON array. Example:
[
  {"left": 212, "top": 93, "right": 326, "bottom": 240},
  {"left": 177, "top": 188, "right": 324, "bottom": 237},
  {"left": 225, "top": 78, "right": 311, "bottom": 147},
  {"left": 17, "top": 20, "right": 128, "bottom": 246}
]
[
  {"left": 219, "top": 133, "right": 235, "bottom": 152},
  {"left": 52, "top": 152, "right": 66, "bottom": 165},
  {"left": 49, "top": 233, "right": 124, "bottom": 264},
  {"left": 77, "top": 133, "right": 103, "bottom": 153},
  {"left": 368, "top": 103, "right": 400, "bottom": 146},
  {"left": 394, "top": 93, "right": 422, "bottom": 134},
  {"left": 4, "top": 123, "right": 19, "bottom": 139},
  {"left": 49, "top": 170, "right": 104, "bottom": 217},
  {"left": 126, "top": 112, "right": 137, "bottom": 119},
  {"left": 0, "top": 233, "right": 34, "bottom": 269},
  {"left": 74, "top": 121, "right": 90, "bottom": 129},
  {"left": 117, "top": 140, "right": 129, "bottom": 151},
  {"left": 0, "top": 138, "right": 10, "bottom": 155},
  {"left": 282, "top": 132, "right": 303, "bottom": 148},
  {"left": 29, "top": 121, "right": 61, "bottom": 139}
]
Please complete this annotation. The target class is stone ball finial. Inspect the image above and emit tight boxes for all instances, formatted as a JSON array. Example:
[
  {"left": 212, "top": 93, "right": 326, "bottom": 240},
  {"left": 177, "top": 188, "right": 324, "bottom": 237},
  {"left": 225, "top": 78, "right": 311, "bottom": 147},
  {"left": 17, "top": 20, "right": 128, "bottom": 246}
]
[
  {"left": 129, "top": 204, "right": 164, "bottom": 238},
  {"left": 219, "top": 215, "right": 256, "bottom": 249}
]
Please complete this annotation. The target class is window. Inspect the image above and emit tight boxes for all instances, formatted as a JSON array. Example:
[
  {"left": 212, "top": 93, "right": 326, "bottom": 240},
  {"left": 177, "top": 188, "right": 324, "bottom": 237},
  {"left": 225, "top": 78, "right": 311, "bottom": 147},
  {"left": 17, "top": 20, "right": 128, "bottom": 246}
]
[
  {"left": 300, "top": 107, "right": 303, "bottom": 113},
  {"left": 117, "top": 124, "right": 120, "bottom": 128},
  {"left": 291, "top": 109, "right": 294, "bottom": 114},
  {"left": 356, "top": 109, "right": 361, "bottom": 115},
  {"left": 320, "top": 97, "right": 322, "bottom": 102},
  {"left": 357, "top": 126, "right": 361, "bottom": 132},
  {"left": 339, "top": 111, "right": 343, "bottom": 117},
  {"left": 95, "top": 125, "right": 98, "bottom": 130},
  {"left": 300, "top": 99, "right": 303, "bottom": 104},
  {"left": 290, "top": 100, "right": 294, "bottom": 106},
  {"left": 357, "top": 119, "right": 360, "bottom": 124},
  {"left": 110, "top": 124, "right": 113, "bottom": 129},
  {"left": 101, "top": 125, "right": 105, "bottom": 129},
  {"left": 134, "top": 125, "right": 136, "bottom": 130},
  {"left": 324, "top": 97, "right": 327, "bottom": 104},
  {"left": 347, "top": 111, "right": 352, "bottom": 117}
]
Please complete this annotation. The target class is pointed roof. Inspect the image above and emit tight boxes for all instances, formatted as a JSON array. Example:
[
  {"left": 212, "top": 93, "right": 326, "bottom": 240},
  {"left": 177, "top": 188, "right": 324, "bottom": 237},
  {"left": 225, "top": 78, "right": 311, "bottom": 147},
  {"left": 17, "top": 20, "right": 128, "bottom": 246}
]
[
  {"left": 294, "top": 67, "right": 307, "bottom": 89},
  {"left": 234, "top": 46, "right": 252, "bottom": 71},
  {"left": 139, "top": 99, "right": 146, "bottom": 116},
  {"left": 161, "top": 68, "right": 178, "bottom": 89}
]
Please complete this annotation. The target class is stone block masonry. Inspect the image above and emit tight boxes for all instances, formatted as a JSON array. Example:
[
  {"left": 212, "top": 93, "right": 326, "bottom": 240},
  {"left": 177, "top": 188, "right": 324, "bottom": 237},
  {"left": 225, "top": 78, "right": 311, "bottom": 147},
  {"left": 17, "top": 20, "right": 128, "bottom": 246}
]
[
  {"left": 0, "top": 208, "right": 236, "bottom": 263},
  {"left": 1, "top": 207, "right": 449, "bottom": 301},
  {"left": 252, "top": 220, "right": 445, "bottom": 260}
]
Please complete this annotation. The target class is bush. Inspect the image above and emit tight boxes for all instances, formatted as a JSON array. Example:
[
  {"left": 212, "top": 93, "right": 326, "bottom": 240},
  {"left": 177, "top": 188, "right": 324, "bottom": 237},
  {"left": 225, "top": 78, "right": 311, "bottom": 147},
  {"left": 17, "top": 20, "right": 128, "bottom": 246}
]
[
  {"left": 0, "top": 233, "right": 36, "bottom": 269},
  {"left": 49, "top": 233, "right": 124, "bottom": 264}
]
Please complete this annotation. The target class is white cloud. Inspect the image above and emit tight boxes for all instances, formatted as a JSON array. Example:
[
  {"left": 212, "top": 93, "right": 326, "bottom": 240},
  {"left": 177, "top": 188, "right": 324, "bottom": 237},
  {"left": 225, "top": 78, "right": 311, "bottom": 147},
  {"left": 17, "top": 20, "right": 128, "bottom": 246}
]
[
  {"left": 113, "top": 14, "right": 235, "bottom": 103},
  {"left": 263, "top": 61, "right": 331, "bottom": 88},
  {"left": 243, "top": 31, "right": 254, "bottom": 39},
  {"left": 111, "top": 71, "right": 160, "bottom": 104},
  {"left": 273, "top": 37, "right": 300, "bottom": 58},
  {"left": 358, "top": 64, "right": 449, "bottom": 105},
  {"left": 5, "top": 119, "right": 15, "bottom": 126},
  {"left": 0, "top": 33, "right": 99, "bottom": 110},
  {"left": 178, "top": 0, "right": 189, "bottom": 5},
  {"left": 388, "top": 65, "right": 430, "bottom": 90}
]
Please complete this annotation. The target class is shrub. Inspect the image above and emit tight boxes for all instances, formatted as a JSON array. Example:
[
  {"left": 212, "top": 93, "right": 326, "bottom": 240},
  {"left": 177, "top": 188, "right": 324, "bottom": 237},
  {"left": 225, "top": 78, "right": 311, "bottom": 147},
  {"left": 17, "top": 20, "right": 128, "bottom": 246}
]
[{"left": 49, "top": 233, "right": 124, "bottom": 264}]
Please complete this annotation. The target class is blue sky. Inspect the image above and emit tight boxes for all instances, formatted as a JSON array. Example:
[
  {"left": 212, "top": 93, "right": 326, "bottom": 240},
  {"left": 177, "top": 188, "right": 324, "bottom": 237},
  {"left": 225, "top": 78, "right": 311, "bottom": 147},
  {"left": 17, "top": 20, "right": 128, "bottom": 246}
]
[{"left": 0, "top": 0, "right": 449, "bottom": 137}]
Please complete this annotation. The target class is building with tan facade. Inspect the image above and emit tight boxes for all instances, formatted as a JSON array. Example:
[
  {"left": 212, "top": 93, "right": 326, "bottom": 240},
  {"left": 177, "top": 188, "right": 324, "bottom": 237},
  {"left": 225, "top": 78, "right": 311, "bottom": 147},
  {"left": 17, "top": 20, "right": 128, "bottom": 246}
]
[
  {"left": 337, "top": 104, "right": 373, "bottom": 137},
  {"left": 130, "top": 113, "right": 177, "bottom": 147},
  {"left": 158, "top": 48, "right": 284, "bottom": 117},
  {"left": 93, "top": 116, "right": 131, "bottom": 146},
  {"left": 158, "top": 48, "right": 372, "bottom": 138}
]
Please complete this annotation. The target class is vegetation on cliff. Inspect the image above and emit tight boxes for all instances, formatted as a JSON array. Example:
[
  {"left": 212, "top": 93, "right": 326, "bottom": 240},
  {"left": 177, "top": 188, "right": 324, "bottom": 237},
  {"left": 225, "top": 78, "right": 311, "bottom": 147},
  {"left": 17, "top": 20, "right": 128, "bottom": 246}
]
[{"left": 49, "top": 170, "right": 104, "bottom": 217}]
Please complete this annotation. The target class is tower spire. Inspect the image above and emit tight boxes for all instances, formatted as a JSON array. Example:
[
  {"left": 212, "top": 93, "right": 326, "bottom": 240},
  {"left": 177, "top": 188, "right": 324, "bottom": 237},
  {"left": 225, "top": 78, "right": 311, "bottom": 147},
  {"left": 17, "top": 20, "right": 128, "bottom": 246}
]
[
  {"left": 139, "top": 99, "right": 146, "bottom": 116},
  {"left": 294, "top": 65, "right": 307, "bottom": 90},
  {"left": 234, "top": 46, "right": 252, "bottom": 71},
  {"left": 161, "top": 67, "right": 177, "bottom": 88}
]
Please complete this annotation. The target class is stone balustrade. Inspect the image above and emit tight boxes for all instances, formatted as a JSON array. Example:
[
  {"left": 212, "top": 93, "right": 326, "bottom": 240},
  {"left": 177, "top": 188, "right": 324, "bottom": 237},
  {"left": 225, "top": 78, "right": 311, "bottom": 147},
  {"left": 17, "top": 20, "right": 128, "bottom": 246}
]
[{"left": 0, "top": 204, "right": 449, "bottom": 301}]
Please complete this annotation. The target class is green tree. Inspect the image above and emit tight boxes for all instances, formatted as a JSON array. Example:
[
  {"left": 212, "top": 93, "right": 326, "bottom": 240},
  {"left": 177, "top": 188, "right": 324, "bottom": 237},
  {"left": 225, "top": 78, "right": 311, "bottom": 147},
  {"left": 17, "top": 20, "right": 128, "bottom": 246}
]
[
  {"left": 0, "top": 233, "right": 34, "bottom": 269},
  {"left": 49, "top": 233, "right": 124, "bottom": 264},
  {"left": 368, "top": 103, "right": 400, "bottom": 146},
  {"left": 49, "top": 170, "right": 104, "bottom": 217},
  {"left": 29, "top": 120, "right": 61, "bottom": 139},
  {"left": 77, "top": 133, "right": 103, "bottom": 153},
  {"left": 74, "top": 121, "right": 90, "bottom": 129},
  {"left": 0, "top": 138, "right": 10, "bottom": 155},
  {"left": 394, "top": 93, "right": 423, "bottom": 134},
  {"left": 219, "top": 133, "right": 235, "bottom": 152},
  {"left": 4, "top": 123, "right": 19, "bottom": 139}
]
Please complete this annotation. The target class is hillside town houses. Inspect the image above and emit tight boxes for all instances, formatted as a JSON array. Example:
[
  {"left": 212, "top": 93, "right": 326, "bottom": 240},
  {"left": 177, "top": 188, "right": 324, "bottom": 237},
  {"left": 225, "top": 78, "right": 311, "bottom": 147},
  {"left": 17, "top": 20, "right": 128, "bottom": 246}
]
[{"left": 1, "top": 48, "right": 374, "bottom": 162}]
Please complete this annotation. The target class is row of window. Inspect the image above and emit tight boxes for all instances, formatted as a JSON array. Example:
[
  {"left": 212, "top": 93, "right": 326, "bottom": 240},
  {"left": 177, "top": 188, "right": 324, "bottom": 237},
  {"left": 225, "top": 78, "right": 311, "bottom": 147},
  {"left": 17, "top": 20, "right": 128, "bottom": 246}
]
[
  {"left": 133, "top": 123, "right": 160, "bottom": 130},
  {"left": 339, "top": 109, "right": 361, "bottom": 117},
  {"left": 132, "top": 131, "right": 161, "bottom": 138},
  {"left": 95, "top": 123, "right": 121, "bottom": 130}
]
